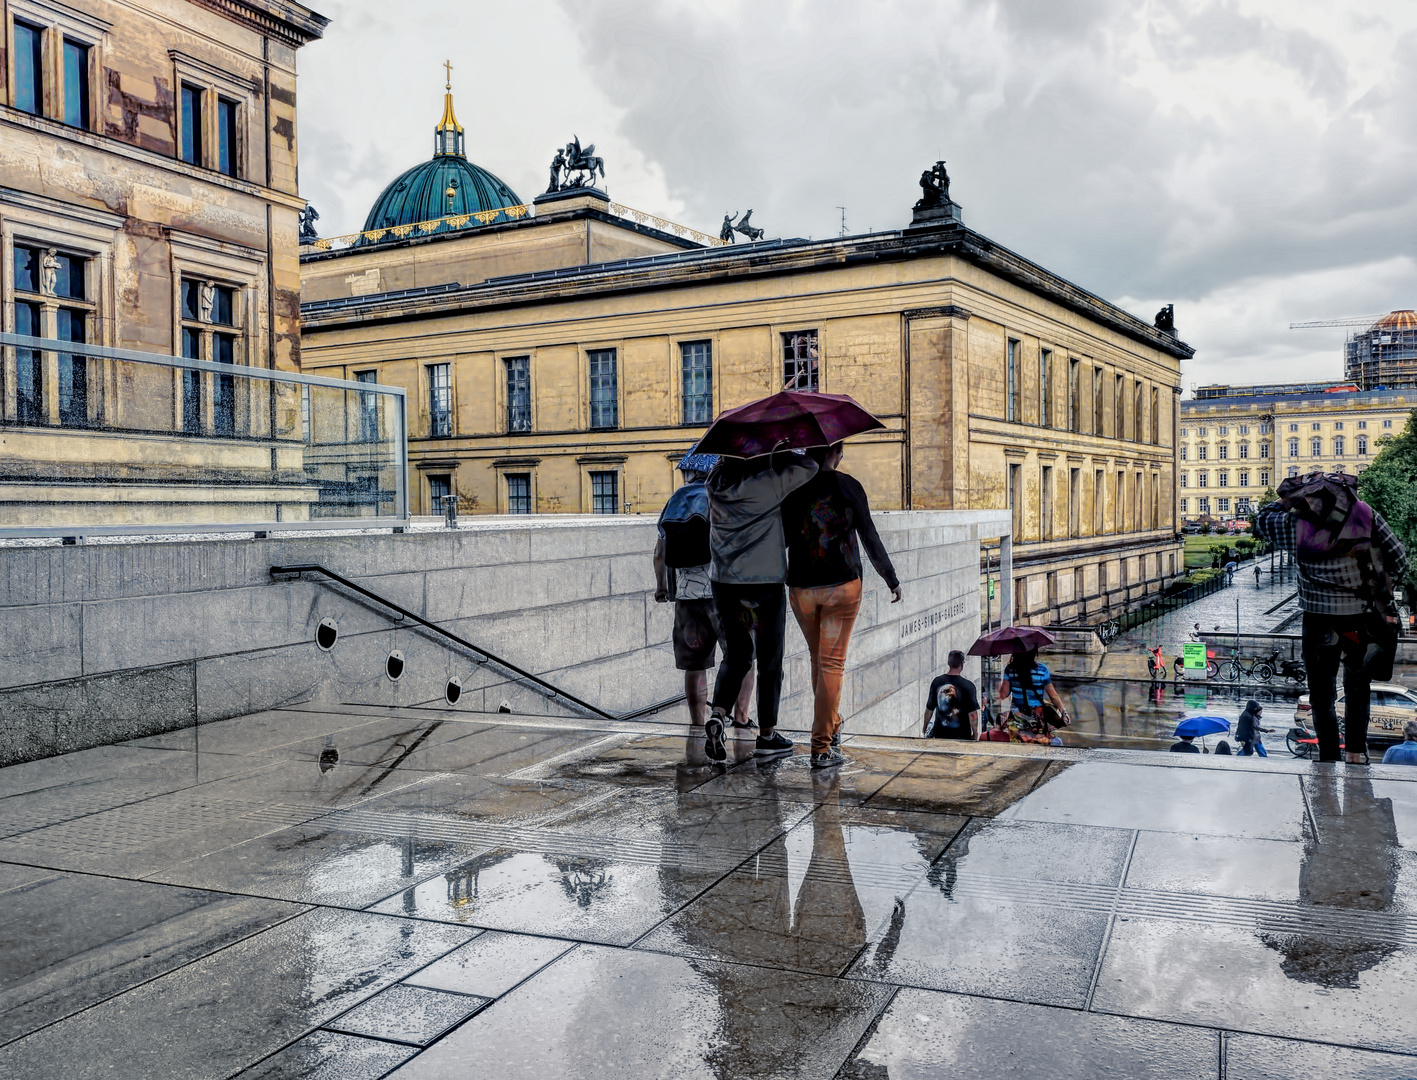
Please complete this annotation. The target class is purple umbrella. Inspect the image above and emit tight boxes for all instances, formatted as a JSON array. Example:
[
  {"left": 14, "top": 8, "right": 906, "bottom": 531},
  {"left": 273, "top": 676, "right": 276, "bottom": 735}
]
[
  {"left": 967, "top": 625, "right": 1056, "bottom": 657},
  {"left": 693, "top": 390, "right": 885, "bottom": 458}
]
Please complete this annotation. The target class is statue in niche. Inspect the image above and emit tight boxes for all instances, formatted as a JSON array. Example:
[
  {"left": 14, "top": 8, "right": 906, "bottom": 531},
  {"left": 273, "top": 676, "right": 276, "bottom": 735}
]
[
  {"left": 1154, "top": 304, "right": 1175, "bottom": 332},
  {"left": 298, "top": 204, "right": 320, "bottom": 243},
  {"left": 198, "top": 281, "right": 216, "bottom": 323},
  {"left": 40, "top": 248, "right": 60, "bottom": 295},
  {"left": 549, "top": 136, "right": 605, "bottom": 190},
  {"left": 914, "top": 160, "right": 951, "bottom": 211}
]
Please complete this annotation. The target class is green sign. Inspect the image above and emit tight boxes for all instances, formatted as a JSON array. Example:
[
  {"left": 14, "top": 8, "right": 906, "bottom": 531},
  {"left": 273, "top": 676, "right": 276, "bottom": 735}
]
[
  {"left": 1183, "top": 642, "right": 1207, "bottom": 672},
  {"left": 988, "top": 578, "right": 995, "bottom": 599},
  {"left": 1184, "top": 689, "right": 1207, "bottom": 710}
]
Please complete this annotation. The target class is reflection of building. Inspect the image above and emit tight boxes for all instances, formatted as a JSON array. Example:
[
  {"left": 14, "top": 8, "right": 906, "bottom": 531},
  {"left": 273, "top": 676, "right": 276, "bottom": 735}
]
[
  {"left": 0, "top": 0, "right": 328, "bottom": 526},
  {"left": 1178, "top": 387, "right": 1417, "bottom": 522},
  {"left": 299, "top": 90, "right": 1191, "bottom": 627}
]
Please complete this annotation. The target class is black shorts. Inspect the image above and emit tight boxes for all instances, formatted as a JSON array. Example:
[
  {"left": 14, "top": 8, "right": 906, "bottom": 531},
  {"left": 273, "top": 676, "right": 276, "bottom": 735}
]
[{"left": 673, "top": 599, "right": 720, "bottom": 671}]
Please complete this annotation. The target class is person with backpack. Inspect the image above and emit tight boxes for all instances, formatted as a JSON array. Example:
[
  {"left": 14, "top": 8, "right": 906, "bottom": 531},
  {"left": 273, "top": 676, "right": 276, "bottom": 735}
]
[
  {"left": 996, "top": 648, "right": 1071, "bottom": 744},
  {"left": 1235, "top": 699, "right": 1274, "bottom": 757},
  {"left": 703, "top": 449, "right": 819, "bottom": 763},
  {"left": 654, "top": 454, "right": 755, "bottom": 733},
  {"left": 1254, "top": 472, "right": 1407, "bottom": 764},
  {"left": 781, "top": 442, "right": 901, "bottom": 768}
]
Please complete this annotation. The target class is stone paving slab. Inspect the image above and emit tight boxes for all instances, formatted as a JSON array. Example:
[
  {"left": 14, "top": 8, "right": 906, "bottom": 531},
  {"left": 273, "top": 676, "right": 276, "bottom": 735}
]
[{"left": 2, "top": 707, "right": 1417, "bottom": 1078}]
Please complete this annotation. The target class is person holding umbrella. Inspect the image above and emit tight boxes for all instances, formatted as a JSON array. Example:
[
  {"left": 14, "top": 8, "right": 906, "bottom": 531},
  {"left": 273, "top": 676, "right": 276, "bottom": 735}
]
[
  {"left": 969, "top": 627, "right": 1070, "bottom": 743},
  {"left": 781, "top": 442, "right": 901, "bottom": 768},
  {"left": 1170, "top": 715, "right": 1230, "bottom": 754},
  {"left": 697, "top": 389, "right": 885, "bottom": 764}
]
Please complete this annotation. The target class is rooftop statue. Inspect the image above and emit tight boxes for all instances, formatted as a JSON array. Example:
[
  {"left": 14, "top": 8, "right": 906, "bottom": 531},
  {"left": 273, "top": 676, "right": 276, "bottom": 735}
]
[
  {"left": 721, "top": 210, "right": 764, "bottom": 243},
  {"left": 1155, "top": 304, "right": 1175, "bottom": 332},
  {"left": 548, "top": 136, "right": 605, "bottom": 191},
  {"left": 914, "top": 160, "right": 951, "bottom": 211},
  {"left": 298, "top": 204, "right": 320, "bottom": 244}
]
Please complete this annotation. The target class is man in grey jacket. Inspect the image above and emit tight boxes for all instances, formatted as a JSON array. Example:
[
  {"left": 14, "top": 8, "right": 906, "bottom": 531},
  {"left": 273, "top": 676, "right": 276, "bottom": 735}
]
[{"left": 704, "top": 451, "right": 818, "bottom": 762}]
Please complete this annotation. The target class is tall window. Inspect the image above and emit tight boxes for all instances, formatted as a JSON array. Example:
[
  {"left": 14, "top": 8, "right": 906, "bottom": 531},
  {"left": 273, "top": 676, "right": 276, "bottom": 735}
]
[
  {"left": 680, "top": 340, "right": 712, "bottom": 424},
  {"left": 1039, "top": 349, "right": 1051, "bottom": 428},
  {"left": 1238, "top": 442, "right": 1249, "bottom": 459},
  {"left": 1238, "top": 471, "right": 1249, "bottom": 487},
  {"left": 1217, "top": 498, "right": 1231, "bottom": 513},
  {"left": 1358, "top": 435, "right": 1368, "bottom": 456},
  {"left": 1218, "top": 444, "right": 1228, "bottom": 460},
  {"left": 1092, "top": 367, "right": 1104, "bottom": 435},
  {"left": 1181, "top": 498, "right": 1189, "bottom": 514},
  {"left": 55, "top": 306, "right": 88, "bottom": 427},
  {"left": 14, "top": 21, "right": 43, "bottom": 115},
  {"left": 1333, "top": 436, "right": 1345, "bottom": 456},
  {"left": 1198, "top": 472, "right": 1208, "bottom": 488},
  {"left": 506, "top": 473, "right": 531, "bottom": 515},
  {"left": 352, "top": 370, "right": 378, "bottom": 442},
  {"left": 1310, "top": 437, "right": 1322, "bottom": 456},
  {"left": 1197, "top": 444, "right": 1207, "bottom": 460},
  {"left": 1150, "top": 387, "right": 1159, "bottom": 444},
  {"left": 16, "top": 245, "right": 91, "bottom": 427},
  {"left": 62, "top": 39, "right": 89, "bottom": 128},
  {"left": 1068, "top": 358, "right": 1080, "bottom": 431},
  {"left": 1260, "top": 442, "right": 1270, "bottom": 459},
  {"left": 181, "top": 326, "right": 202, "bottom": 434},
  {"left": 1009, "top": 464, "right": 1022, "bottom": 540},
  {"left": 1180, "top": 472, "right": 1188, "bottom": 488},
  {"left": 428, "top": 473, "right": 451, "bottom": 510},
  {"left": 14, "top": 298, "right": 43, "bottom": 424},
  {"left": 1114, "top": 374, "right": 1125, "bottom": 439},
  {"left": 1260, "top": 470, "right": 1270, "bottom": 486},
  {"left": 1116, "top": 470, "right": 1125, "bottom": 531},
  {"left": 1040, "top": 466, "right": 1054, "bottom": 539},
  {"left": 212, "top": 286, "right": 237, "bottom": 436},
  {"left": 1199, "top": 497, "right": 1211, "bottom": 514},
  {"left": 591, "top": 470, "right": 618, "bottom": 514},
  {"left": 1219, "top": 471, "right": 1229, "bottom": 487},
  {"left": 217, "top": 98, "right": 238, "bottom": 177},
  {"left": 1180, "top": 445, "right": 1188, "bottom": 461},
  {"left": 505, "top": 356, "right": 530, "bottom": 432},
  {"left": 427, "top": 364, "right": 450, "bottom": 437},
  {"left": 782, "top": 330, "right": 818, "bottom": 391},
  {"left": 1006, "top": 339, "right": 1019, "bottom": 422},
  {"left": 180, "top": 84, "right": 203, "bottom": 166},
  {"left": 1069, "top": 468, "right": 1080, "bottom": 537},
  {"left": 179, "top": 278, "right": 237, "bottom": 435},
  {"left": 1288, "top": 439, "right": 1299, "bottom": 457},
  {"left": 1093, "top": 470, "right": 1104, "bottom": 534},
  {"left": 1133, "top": 383, "right": 1143, "bottom": 442},
  {"left": 588, "top": 348, "right": 618, "bottom": 429}
]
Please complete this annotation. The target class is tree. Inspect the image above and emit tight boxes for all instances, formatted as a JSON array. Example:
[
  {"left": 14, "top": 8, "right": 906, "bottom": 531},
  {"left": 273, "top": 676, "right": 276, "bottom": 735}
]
[{"left": 1358, "top": 410, "right": 1417, "bottom": 593}]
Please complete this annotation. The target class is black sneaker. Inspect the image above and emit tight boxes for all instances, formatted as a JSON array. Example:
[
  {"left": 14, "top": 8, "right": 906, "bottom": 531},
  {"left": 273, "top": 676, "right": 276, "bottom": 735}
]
[
  {"left": 704, "top": 716, "right": 727, "bottom": 762},
  {"left": 731, "top": 716, "right": 756, "bottom": 730},
  {"left": 754, "top": 730, "right": 794, "bottom": 758},
  {"left": 811, "top": 749, "right": 845, "bottom": 769}
]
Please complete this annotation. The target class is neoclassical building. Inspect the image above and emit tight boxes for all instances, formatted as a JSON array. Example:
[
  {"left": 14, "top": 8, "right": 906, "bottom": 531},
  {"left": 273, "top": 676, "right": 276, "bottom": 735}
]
[{"left": 299, "top": 95, "right": 1193, "bottom": 626}]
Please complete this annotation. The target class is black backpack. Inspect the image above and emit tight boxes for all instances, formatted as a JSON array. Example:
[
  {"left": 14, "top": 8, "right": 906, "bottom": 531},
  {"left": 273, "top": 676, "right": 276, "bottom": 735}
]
[{"left": 659, "top": 482, "right": 711, "bottom": 568}]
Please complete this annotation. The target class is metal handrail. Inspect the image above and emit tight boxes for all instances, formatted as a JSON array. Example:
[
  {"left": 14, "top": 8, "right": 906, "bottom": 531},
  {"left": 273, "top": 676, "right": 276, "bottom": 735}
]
[{"left": 271, "top": 563, "right": 684, "bottom": 723}]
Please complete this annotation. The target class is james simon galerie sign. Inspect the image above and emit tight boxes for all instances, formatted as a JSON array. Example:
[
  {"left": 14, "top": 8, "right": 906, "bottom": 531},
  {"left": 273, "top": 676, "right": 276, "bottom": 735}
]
[{"left": 898, "top": 594, "right": 970, "bottom": 647}]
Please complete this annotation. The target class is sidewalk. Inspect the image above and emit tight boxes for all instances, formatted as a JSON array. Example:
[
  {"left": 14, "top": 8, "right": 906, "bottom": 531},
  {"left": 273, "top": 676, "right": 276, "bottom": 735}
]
[{"left": 1117, "top": 561, "right": 1300, "bottom": 655}]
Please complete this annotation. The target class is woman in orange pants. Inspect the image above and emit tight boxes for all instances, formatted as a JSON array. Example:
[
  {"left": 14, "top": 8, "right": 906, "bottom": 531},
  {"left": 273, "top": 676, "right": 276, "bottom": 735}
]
[{"left": 781, "top": 443, "right": 901, "bottom": 768}]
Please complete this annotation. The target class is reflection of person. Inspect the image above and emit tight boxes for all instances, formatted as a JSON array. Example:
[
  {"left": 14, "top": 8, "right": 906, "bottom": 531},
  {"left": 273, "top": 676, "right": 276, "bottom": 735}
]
[
  {"left": 781, "top": 442, "right": 900, "bottom": 768},
  {"left": 1235, "top": 699, "right": 1273, "bottom": 757},
  {"left": 706, "top": 451, "right": 819, "bottom": 762},
  {"left": 923, "top": 649, "right": 978, "bottom": 739},
  {"left": 1255, "top": 472, "right": 1408, "bottom": 763},
  {"left": 1381, "top": 719, "right": 1417, "bottom": 764},
  {"left": 1169, "top": 735, "right": 1201, "bottom": 754},
  {"left": 997, "top": 648, "right": 1070, "bottom": 743}
]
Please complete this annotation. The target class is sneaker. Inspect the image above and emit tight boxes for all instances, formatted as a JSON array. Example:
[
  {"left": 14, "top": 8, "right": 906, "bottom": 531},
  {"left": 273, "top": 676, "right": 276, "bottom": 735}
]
[
  {"left": 811, "top": 749, "right": 845, "bottom": 769},
  {"left": 754, "top": 730, "right": 794, "bottom": 758},
  {"left": 831, "top": 730, "right": 841, "bottom": 748},
  {"left": 730, "top": 716, "right": 756, "bottom": 730},
  {"left": 704, "top": 716, "right": 727, "bottom": 762}
]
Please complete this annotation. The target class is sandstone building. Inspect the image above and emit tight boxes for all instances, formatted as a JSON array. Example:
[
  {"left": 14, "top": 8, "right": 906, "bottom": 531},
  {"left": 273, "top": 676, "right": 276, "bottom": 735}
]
[
  {"left": 299, "top": 98, "right": 1192, "bottom": 627},
  {"left": 0, "top": 0, "right": 327, "bottom": 526}
]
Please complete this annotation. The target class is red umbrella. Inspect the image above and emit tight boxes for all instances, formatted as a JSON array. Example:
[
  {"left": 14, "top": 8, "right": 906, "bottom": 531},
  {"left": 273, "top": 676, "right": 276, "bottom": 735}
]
[
  {"left": 694, "top": 390, "right": 885, "bottom": 458},
  {"left": 967, "top": 625, "right": 1056, "bottom": 657}
]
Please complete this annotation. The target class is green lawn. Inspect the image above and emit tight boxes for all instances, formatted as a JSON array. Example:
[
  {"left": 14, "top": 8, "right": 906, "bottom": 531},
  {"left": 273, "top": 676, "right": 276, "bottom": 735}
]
[{"left": 1184, "top": 535, "right": 1242, "bottom": 569}]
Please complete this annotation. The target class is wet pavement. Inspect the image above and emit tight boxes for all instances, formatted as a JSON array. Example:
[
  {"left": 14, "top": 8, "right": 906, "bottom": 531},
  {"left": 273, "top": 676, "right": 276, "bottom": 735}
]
[{"left": 2, "top": 704, "right": 1417, "bottom": 1077}]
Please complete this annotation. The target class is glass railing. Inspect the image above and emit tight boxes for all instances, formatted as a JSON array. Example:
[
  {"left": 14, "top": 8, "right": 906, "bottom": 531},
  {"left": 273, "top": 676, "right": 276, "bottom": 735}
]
[{"left": 0, "top": 333, "right": 407, "bottom": 537}]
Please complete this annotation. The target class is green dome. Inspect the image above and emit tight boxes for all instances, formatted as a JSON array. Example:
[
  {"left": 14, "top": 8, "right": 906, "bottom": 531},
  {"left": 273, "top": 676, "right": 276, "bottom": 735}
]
[{"left": 358, "top": 89, "right": 525, "bottom": 243}]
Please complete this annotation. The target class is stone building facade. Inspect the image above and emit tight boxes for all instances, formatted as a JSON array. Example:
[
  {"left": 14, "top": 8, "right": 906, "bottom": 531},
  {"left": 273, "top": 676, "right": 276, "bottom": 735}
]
[
  {"left": 300, "top": 113, "right": 1192, "bottom": 626},
  {"left": 1179, "top": 388, "right": 1417, "bottom": 523},
  {"left": 0, "top": 0, "right": 326, "bottom": 525}
]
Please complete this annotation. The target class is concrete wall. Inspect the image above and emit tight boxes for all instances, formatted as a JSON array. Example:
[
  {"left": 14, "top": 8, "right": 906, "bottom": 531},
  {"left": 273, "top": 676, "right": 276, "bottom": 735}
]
[{"left": 0, "top": 509, "right": 1009, "bottom": 765}]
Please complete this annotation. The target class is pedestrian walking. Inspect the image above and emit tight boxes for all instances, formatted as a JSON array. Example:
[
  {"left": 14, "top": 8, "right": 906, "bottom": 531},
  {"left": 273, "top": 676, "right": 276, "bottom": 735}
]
[
  {"left": 1381, "top": 720, "right": 1417, "bottom": 765},
  {"left": 654, "top": 455, "right": 755, "bottom": 732},
  {"left": 1235, "top": 699, "right": 1274, "bottom": 757},
  {"left": 781, "top": 442, "right": 901, "bottom": 768},
  {"left": 1225, "top": 559, "right": 1237, "bottom": 586},
  {"left": 703, "top": 450, "right": 819, "bottom": 762},
  {"left": 1255, "top": 472, "right": 1407, "bottom": 764},
  {"left": 922, "top": 649, "right": 979, "bottom": 740},
  {"left": 1254, "top": 563, "right": 1262, "bottom": 588},
  {"left": 996, "top": 648, "right": 1071, "bottom": 744}
]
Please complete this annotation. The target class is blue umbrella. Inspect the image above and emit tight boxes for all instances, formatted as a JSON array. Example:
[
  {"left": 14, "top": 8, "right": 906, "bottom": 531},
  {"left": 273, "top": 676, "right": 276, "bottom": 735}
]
[
  {"left": 678, "top": 448, "right": 720, "bottom": 475},
  {"left": 1174, "top": 716, "right": 1231, "bottom": 738}
]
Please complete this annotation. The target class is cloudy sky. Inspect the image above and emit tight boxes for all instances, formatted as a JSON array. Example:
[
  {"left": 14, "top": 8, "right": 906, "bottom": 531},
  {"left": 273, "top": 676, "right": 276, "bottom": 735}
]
[{"left": 297, "top": 0, "right": 1417, "bottom": 393}]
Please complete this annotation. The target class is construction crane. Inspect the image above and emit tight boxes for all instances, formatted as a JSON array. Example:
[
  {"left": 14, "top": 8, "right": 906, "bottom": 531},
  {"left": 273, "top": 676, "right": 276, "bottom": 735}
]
[{"left": 1288, "top": 315, "right": 1384, "bottom": 329}]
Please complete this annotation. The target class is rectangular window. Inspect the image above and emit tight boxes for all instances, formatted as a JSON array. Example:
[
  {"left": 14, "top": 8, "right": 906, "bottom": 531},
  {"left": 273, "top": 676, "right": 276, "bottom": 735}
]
[
  {"left": 1260, "top": 423, "right": 1271, "bottom": 434},
  {"left": 1311, "top": 437, "right": 1322, "bottom": 456},
  {"left": 62, "top": 39, "right": 89, "bottom": 128},
  {"left": 1116, "top": 470, "right": 1125, "bottom": 532},
  {"left": 1334, "top": 436, "right": 1345, "bottom": 456},
  {"left": 1218, "top": 498, "right": 1231, "bottom": 513},
  {"left": 213, "top": 332, "right": 236, "bottom": 437},
  {"left": 1069, "top": 468, "right": 1080, "bottom": 538},
  {"left": 506, "top": 473, "right": 532, "bottom": 515},
  {"left": 56, "top": 307, "right": 87, "bottom": 427},
  {"left": 680, "top": 340, "right": 713, "bottom": 425},
  {"left": 1218, "top": 444, "right": 1228, "bottom": 459},
  {"left": 1181, "top": 498, "right": 1189, "bottom": 513},
  {"left": 181, "top": 327, "right": 202, "bottom": 434},
  {"left": 180, "top": 84, "right": 203, "bottom": 165},
  {"left": 1260, "top": 470, "right": 1270, "bottom": 486},
  {"left": 51, "top": 252, "right": 85, "bottom": 300},
  {"left": 1358, "top": 421, "right": 1367, "bottom": 429},
  {"left": 211, "top": 284, "right": 234, "bottom": 326},
  {"left": 1180, "top": 446, "right": 1187, "bottom": 461},
  {"left": 1093, "top": 367, "right": 1104, "bottom": 434},
  {"left": 14, "top": 21, "right": 43, "bottom": 115},
  {"left": 216, "top": 98, "right": 238, "bottom": 176},
  {"left": 1334, "top": 421, "right": 1343, "bottom": 430},
  {"left": 1114, "top": 374, "right": 1125, "bottom": 439},
  {"left": 1358, "top": 436, "right": 1368, "bottom": 456},
  {"left": 1150, "top": 387, "right": 1159, "bottom": 444},
  {"left": 1239, "top": 471, "right": 1249, "bottom": 487},
  {"left": 1197, "top": 444, "right": 1207, "bottom": 460},
  {"left": 588, "top": 348, "right": 618, "bottom": 429},
  {"left": 428, "top": 473, "right": 451, "bottom": 510},
  {"left": 1134, "top": 383, "right": 1144, "bottom": 442},
  {"left": 1260, "top": 442, "right": 1270, "bottom": 459},
  {"left": 1199, "top": 497, "right": 1211, "bottom": 514},
  {"left": 1198, "top": 472, "right": 1208, "bottom": 488},
  {"left": 1219, "top": 471, "right": 1229, "bottom": 487},
  {"left": 782, "top": 330, "right": 818, "bottom": 391},
  {"left": 1041, "top": 466, "right": 1053, "bottom": 539},
  {"left": 1093, "top": 470, "right": 1104, "bottom": 534},
  {"left": 1009, "top": 464, "right": 1022, "bottom": 540},
  {"left": 1039, "top": 349, "right": 1051, "bottom": 428},
  {"left": 505, "top": 356, "right": 531, "bottom": 432},
  {"left": 1006, "top": 339, "right": 1019, "bottom": 422},
  {"left": 1068, "top": 358, "right": 1080, "bottom": 431},
  {"left": 426, "top": 364, "right": 450, "bottom": 437},
  {"left": 591, "top": 470, "right": 618, "bottom": 514},
  {"left": 1219, "top": 426, "right": 1228, "bottom": 436},
  {"left": 1239, "top": 425, "right": 1248, "bottom": 435},
  {"left": 14, "top": 301, "right": 43, "bottom": 424},
  {"left": 1239, "top": 443, "right": 1249, "bottom": 459},
  {"left": 1180, "top": 472, "right": 1188, "bottom": 488}
]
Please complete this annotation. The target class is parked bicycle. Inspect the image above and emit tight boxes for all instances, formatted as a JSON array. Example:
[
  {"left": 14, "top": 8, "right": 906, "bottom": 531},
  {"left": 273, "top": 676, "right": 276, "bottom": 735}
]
[
  {"left": 1219, "top": 650, "right": 1279, "bottom": 684},
  {"left": 1171, "top": 647, "right": 1219, "bottom": 681}
]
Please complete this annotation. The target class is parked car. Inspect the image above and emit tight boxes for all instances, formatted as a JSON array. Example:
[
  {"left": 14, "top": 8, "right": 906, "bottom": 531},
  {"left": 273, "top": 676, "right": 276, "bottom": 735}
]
[{"left": 1289, "top": 681, "right": 1417, "bottom": 755}]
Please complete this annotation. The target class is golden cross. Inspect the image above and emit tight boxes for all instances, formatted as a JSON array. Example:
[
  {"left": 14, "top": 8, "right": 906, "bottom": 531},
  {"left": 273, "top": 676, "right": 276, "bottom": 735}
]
[{"left": 444, "top": 59, "right": 453, "bottom": 90}]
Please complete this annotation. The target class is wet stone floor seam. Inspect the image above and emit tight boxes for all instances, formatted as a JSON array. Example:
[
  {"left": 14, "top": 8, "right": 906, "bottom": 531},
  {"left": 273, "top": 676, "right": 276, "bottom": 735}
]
[{"left": 3, "top": 709, "right": 1417, "bottom": 1077}]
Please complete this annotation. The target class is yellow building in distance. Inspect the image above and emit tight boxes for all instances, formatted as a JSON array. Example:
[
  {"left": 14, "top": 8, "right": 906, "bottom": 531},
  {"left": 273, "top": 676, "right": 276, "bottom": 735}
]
[
  {"left": 0, "top": 0, "right": 328, "bottom": 528},
  {"left": 1179, "top": 385, "right": 1417, "bottom": 522},
  {"left": 299, "top": 95, "right": 1193, "bottom": 627}
]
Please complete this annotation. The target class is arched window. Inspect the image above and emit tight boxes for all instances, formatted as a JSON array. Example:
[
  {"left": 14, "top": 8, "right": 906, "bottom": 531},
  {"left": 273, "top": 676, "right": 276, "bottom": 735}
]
[{"left": 1311, "top": 437, "right": 1322, "bottom": 456}]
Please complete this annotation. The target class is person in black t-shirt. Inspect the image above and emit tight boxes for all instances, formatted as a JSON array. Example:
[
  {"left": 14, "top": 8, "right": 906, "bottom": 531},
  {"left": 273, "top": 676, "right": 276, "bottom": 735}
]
[{"left": 923, "top": 650, "right": 979, "bottom": 739}]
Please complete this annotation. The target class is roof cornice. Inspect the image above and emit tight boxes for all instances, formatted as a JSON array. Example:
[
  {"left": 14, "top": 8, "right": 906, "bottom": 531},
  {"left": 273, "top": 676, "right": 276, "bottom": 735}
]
[{"left": 189, "top": 0, "right": 329, "bottom": 47}]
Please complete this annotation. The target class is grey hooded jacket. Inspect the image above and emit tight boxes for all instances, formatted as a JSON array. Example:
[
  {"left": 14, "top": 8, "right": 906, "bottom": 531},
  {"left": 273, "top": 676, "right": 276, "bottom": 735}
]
[{"left": 708, "top": 456, "right": 819, "bottom": 585}]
